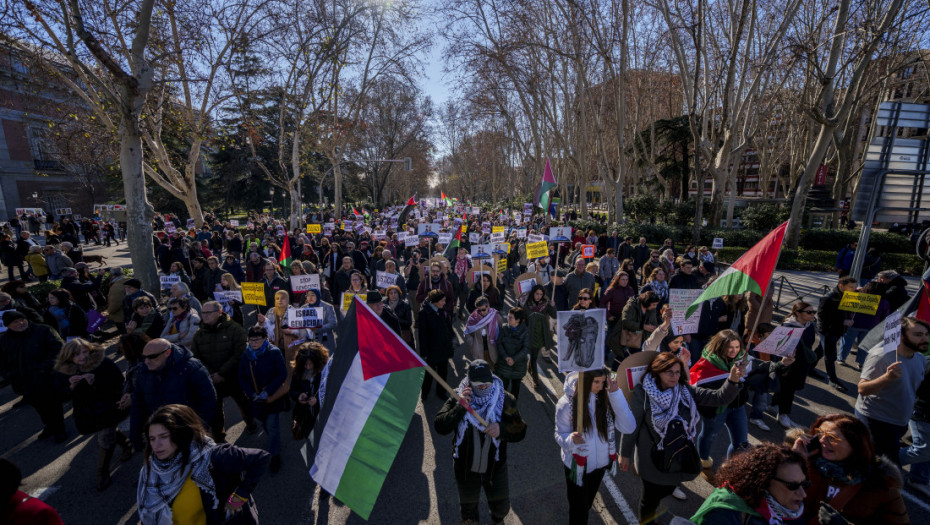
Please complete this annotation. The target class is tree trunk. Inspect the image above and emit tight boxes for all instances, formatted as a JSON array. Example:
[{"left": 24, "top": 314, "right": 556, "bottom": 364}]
[
  {"left": 785, "top": 125, "right": 833, "bottom": 248},
  {"left": 333, "top": 160, "right": 344, "bottom": 218},
  {"left": 183, "top": 197, "right": 204, "bottom": 230},
  {"left": 725, "top": 166, "right": 738, "bottom": 228},
  {"left": 119, "top": 116, "right": 157, "bottom": 293}
]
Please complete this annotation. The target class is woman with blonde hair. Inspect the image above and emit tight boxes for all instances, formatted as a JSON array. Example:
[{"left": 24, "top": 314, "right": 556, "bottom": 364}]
[
  {"left": 54, "top": 338, "right": 131, "bottom": 491},
  {"left": 258, "top": 290, "right": 308, "bottom": 366}
]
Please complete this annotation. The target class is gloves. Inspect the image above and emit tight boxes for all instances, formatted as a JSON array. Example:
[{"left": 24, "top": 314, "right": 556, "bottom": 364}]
[{"left": 818, "top": 503, "right": 850, "bottom": 525}]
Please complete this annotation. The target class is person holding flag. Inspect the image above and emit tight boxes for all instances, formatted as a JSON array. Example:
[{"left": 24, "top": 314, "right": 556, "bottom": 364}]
[{"left": 434, "top": 359, "right": 527, "bottom": 525}]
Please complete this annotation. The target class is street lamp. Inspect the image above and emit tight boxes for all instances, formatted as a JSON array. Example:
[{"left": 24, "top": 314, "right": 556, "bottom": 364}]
[{"left": 268, "top": 188, "right": 274, "bottom": 218}]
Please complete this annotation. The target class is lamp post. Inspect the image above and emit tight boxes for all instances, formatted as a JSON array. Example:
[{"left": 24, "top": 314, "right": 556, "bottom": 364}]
[{"left": 269, "top": 188, "right": 275, "bottom": 219}]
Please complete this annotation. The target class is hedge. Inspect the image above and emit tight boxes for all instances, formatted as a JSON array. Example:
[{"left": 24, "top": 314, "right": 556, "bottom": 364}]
[{"left": 715, "top": 247, "right": 925, "bottom": 275}]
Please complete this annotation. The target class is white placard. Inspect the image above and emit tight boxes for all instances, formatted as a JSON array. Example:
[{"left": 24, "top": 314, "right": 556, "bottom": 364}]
[
  {"left": 518, "top": 278, "right": 537, "bottom": 294},
  {"left": 489, "top": 232, "right": 505, "bottom": 243},
  {"left": 523, "top": 203, "right": 533, "bottom": 215},
  {"left": 376, "top": 271, "right": 397, "bottom": 289},
  {"left": 557, "top": 309, "right": 607, "bottom": 372},
  {"left": 882, "top": 311, "right": 903, "bottom": 354},
  {"left": 287, "top": 306, "right": 324, "bottom": 328},
  {"left": 669, "top": 288, "right": 704, "bottom": 335},
  {"left": 186, "top": 218, "right": 195, "bottom": 229},
  {"left": 470, "top": 244, "right": 492, "bottom": 258},
  {"left": 549, "top": 227, "right": 572, "bottom": 241},
  {"left": 417, "top": 223, "right": 439, "bottom": 236},
  {"left": 481, "top": 222, "right": 491, "bottom": 234},
  {"left": 229, "top": 219, "right": 240, "bottom": 227},
  {"left": 213, "top": 291, "right": 243, "bottom": 311},
  {"left": 712, "top": 238, "right": 724, "bottom": 250},
  {"left": 492, "top": 242, "right": 510, "bottom": 254},
  {"left": 438, "top": 232, "right": 453, "bottom": 245},
  {"left": 373, "top": 230, "right": 387, "bottom": 240},
  {"left": 405, "top": 234, "right": 419, "bottom": 247},
  {"left": 515, "top": 228, "right": 527, "bottom": 239},
  {"left": 160, "top": 275, "right": 181, "bottom": 289},
  {"left": 625, "top": 364, "right": 649, "bottom": 391},
  {"left": 753, "top": 326, "right": 804, "bottom": 357},
  {"left": 469, "top": 233, "right": 481, "bottom": 243},
  {"left": 527, "top": 233, "right": 544, "bottom": 243},
  {"left": 396, "top": 231, "right": 407, "bottom": 242},
  {"left": 290, "top": 273, "right": 321, "bottom": 293}
]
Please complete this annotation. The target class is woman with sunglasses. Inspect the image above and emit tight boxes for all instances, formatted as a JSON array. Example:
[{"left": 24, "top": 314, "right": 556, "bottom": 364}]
[
  {"left": 691, "top": 443, "right": 808, "bottom": 525},
  {"left": 160, "top": 296, "right": 200, "bottom": 350},
  {"left": 572, "top": 288, "right": 597, "bottom": 311},
  {"left": 789, "top": 413, "right": 908, "bottom": 525},
  {"left": 770, "top": 301, "right": 819, "bottom": 429}
]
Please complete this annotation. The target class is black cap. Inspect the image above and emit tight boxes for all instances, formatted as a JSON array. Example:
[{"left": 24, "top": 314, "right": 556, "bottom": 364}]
[
  {"left": 467, "top": 360, "right": 493, "bottom": 384},
  {"left": 365, "top": 291, "right": 383, "bottom": 304},
  {"left": 2, "top": 310, "right": 26, "bottom": 325},
  {"left": 125, "top": 278, "right": 142, "bottom": 289},
  {"left": 555, "top": 269, "right": 568, "bottom": 278},
  {"left": 701, "top": 261, "right": 714, "bottom": 272}
]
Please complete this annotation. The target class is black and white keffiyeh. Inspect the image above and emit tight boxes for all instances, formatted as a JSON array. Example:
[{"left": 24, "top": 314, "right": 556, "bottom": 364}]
[
  {"left": 641, "top": 373, "right": 700, "bottom": 449},
  {"left": 453, "top": 375, "right": 505, "bottom": 460},
  {"left": 137, "top": 438, "right": 217, "bottom": 525}
]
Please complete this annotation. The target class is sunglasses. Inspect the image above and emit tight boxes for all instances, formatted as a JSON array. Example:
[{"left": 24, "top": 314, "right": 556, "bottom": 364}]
[
  {"left": 816, "top": 431, "right": 844, "bottom": 446},
  {"left": 773, "top": 477, "right": 811, "bottom": 491},
  {"left": 142, "top": 348, "right": 168, "bottom": 361},
  {"left": 802, "top": 309, "right": 816, "bottom": 314}
]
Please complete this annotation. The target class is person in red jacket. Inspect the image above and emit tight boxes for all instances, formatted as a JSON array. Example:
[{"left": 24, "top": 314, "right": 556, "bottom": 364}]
[{"left": 0, "top": 459, "right": 64, "bottom": 525}]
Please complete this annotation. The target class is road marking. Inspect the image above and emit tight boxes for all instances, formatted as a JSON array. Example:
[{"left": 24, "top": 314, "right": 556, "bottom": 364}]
[
  {"left": 28, "top": 485, "right": 58, "bottom": 499},
  {"left": 903, "top": 487, "right": 930, "bottom": 514}
]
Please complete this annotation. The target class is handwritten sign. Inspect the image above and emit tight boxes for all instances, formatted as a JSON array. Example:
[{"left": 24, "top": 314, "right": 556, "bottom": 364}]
[
  {"left": 669, "top": 288, "right": 703, "bottom": 335},
  {"left": 527, "top": 233, "right": 544, "bottom": 243},
  {"left": 213, "top": 290, "right": 243, "bottom": 305},
  {"left": 287, "top": 307, "right": 324, "bottom": 329},
  {"left": 882, "top": 311, "right": 902, "bottom": 354},
  {"left": 753, "top": 326, "right": 804, "bottom": 357},
  {"left": 241, "top": 282, "right": 266, "bottom": 306},
  {"left": 376, "top": 271, "right": 397, "bottom": 289},
  {"left": 581, "top": 245, "right": 595, "bottom": 258},
  {"left": 341, "top": 292, "right": 366, "bottom": 311},
  {"left": 712, "top": 238, "right": 724, "bottom": 250},
  {"left": 518, "top": 278, "right": 537, "bottom": 294},
  {"left": 525, "top": 240, "right": 549, "bottom": 259},
  {"left": 306, "top": 224, "right": 322, "bottom": 234},
  {"left": 838, "top": 291, "right": 881, "bottom": 315},
  {"left": 290, "top": 273, "right": 320, "bottom": 293},
  {"left": 160, "top": 275, "right": 181, "bottom": 289}
]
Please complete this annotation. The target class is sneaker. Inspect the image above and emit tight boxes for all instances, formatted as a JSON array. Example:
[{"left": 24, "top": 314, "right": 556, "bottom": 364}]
[
  {"left": 701, "top": 457, "right": 713, "bottom": 469},
  {"left": 906, "top": 477, "right": 930, "bottom": 499},
  {"left": 777, "top": 414, "right": 796, "bottom": 429},
  {"left": 672, "top": 486, "right": 687, "bottom": 500},
  {"left": 750, "top": 418, "right": 771, "bottom": 431},
  {"left": 829, "top": 380, "right": 848, "bottom": 393}
]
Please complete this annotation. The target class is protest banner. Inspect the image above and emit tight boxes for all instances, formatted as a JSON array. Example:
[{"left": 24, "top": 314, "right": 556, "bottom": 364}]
[
  {"left": 165, "top": 223, "right": 177, "bottom": 234},
  {"left": 525, "top": 240, "right": 549, "bottom": 259},
  {"left": 527, "top": 233, "right": 544, "bottom": 243},
  {"left": 417, "top": 223, "right": 439, "bottom": 236},
  {"left": 882, "top": 311, "right": 903, "bottom": 354},
  {"left": 481, "top": 222, "right": 491, "bottom": 234},
  {"left": 517, "top": 277, "right": 537, "bottom": 295},
  {"left": 557, "top": 309, "right": 607, "bottom": 373},
  {"left": 376, "top": 271, "right": 397, "bottom": 289},
  {"left": 549, "top": 227, "right": 572, "bottom": 241},
  {"left": 186, "top": 218, "right": 195, "bottom": 229},
  {"left": 341, "top": 292, "right": 366, "bottom": 311},
  {"left": 213, "top": 290, "right": 243, "bottom": 305},
  {"left": 712, "top": 238, "right": 724, "bottom": 250},
  {"left": 405, "top": 234, "right": 419, "bottom": 247},
  {"left": 373, "top": 230, "right": 387, "bottom": 240},
  {"left": 306, "top": 224, "right": 322, "bottom": 234},
  {"left": 469, "top": 233, "right": 480, "bottom": 243},
  {"left": 497, "top": 258, "right": 507, "bottom": 273},
  {"left": 492, "top": 242, "right": 510, "bottom": 254},
  {"left": 241, "top": 283, "right": 266, "bottom": 306},
  {"left": 581, "top": 245, "right": 595, "bottom": 258},
  {"left": 617, "top": 352, "right": 659, "bottom": 401},
  {"left": 229, "top": 219, "right": 240, "bottom": 227},
  {"left": 838, "top": 292, "right": 881, "bottom": 315},
  {"left": 515, "top": 228, "right": 527, "bottom": 239},
  {"left": 438, "top": 232, "right": 452, "bottom": 245},
  {"left": 753, "top": 326, "right": 804, "bottom": 357},
  {"left": 470, "top": 244, "right": 492, "bottom": 259},
  {"left": 160, "top": 275, "right": 181, "bottom": 289},
  {"left": 290, "top": 273, "right": 320, "bottom": 293},
  {"left": 490, "top": 232, "right": 505, "bottom": 243},
  {"left": 669, "top": 288, "right": 704, "bottom": 335},
  {"left": 287, "top": 307, "right": 324, "bottom": 329},
  {"left": 492, "top": 226, "right": 505, "bottom": 234},
  {"left": 524, "top": 203, "right": 533, "bottom": 215},
  {"left": 472, "top": 270, "right": 490, "bottom": 284}
]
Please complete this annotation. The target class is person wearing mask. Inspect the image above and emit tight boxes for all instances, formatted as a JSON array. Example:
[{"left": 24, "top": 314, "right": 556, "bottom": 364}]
[
  {"left": 137, "top": 404, "right": 270, "bottom": 524},
  {"left": 434, "top": 359, "right": 527, "bottom": 525},
  {"left": 564, "top": 258, "right": 596, "bottom": 307},
  {"left": 622, "top": 351, "right": 745, "bottom": 522},
  {"left": 53, "top": 338, "right": 132, "bottom": 491},
  {"left": 495, "top": 307, "right": 530, "bottom": 400},
  {"left": 190, "top": 301, "right": 256, "bottom": 443},
  {"left": 417, "top": 290, "right": 454, "bottom": 400},
  {"left": 790, "top": 414, "right": 909, "bottom": 525},
  {"left": 690, "top": 443, "right": 808, "bottom": 525},
  {"left": 129, "top": 338, "right": 217, "bottom": 450},
  {"left": 417, "top": 261, "right": 456, "bottom": 317},
  {"left": 160, "top": 296, "right": 201, "bottom": 349},
  {"left": 557, "top": 368, "right": 636, "bottom": 524},
  {"left": 0, "top": 311, "right": 67, "bottom": 443},
  {"left": 238, "top": 325, "right": 288, "bottom": 473}
]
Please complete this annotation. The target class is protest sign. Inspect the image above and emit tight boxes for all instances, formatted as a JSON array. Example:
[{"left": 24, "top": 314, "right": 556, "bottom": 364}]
[
  {"left": 525, "top": 240, "right": 549, "bottom": 259},
  {"left": 753, "top": 326, "right": 804, "bottom": 357},
  {"left": 515, "top": 228, "right": 527, "bottom": 239},
  {"left": 581, "top": 245, "right": 595, "bottom": 258},
  {"left": 288, "top": 307, "right": 324, "bottom": 329},
  {"left": 549, "top": 227, "right": 572, "bottom": 241},
  {"left": 882, "top": 311, "right": 903, "bottom": 354},
  {"left": 527, "top": 233, "right": 544, "bottom": 243},
  {"left": 376, "top": 271, "right": 397, "bottom": 289},
  {"left": 617, "top": 352, "right": 659, "bottom": 401},
  {"left": 492, "top": 226, "right": 505, "bottom": 234},
  {"left": 290, "top": 273, "right": 320, "bottom": 293},
  {"left": 712, "top": 238, "right": 724, "bottom": 250},
  {"left": 469, "top": 233, "right": 480, "bottom": 243},
  {"left": 213, "top": 290, "right": 243, "bottom": 304},
  {"left": 669, "top": 288, "right": 704, "bottom": 335},
  {"left": 497, "top": 258, "right": 507, "bottom": 273},
  {"left": 373, "top": 230, "right": 387, "bottom": 240},
  {"left": 417, "top": 223, "right": 439, "bottom": 236},
  {"left": 524, "top": 203, "right": 533, "bottom": 215},
  {"left": 229, "top": 219, "right": 240, "bottom": 227},
  {"left": 160, "top": 275, "right": 181, "bottom": 289},
  {"left": 241, "top": 283, "right": 266, "bottom": 306},
  {"left": 492, "top": 242, "right": 510, "bottom": 254},
  {"left": 838, "top": 292, "right": 881, "bottom": 315},
  {"left": 405, "top": 234, "right": 419, "bottom": 247},
  {"left": 341, "top": 292, "right": 366, "bottom": 311},
  {"left": 470, "top": 244, "right": 492, "bottom": 258},
  {"left": 481, "top": 222, "right": 491, "bottom": 234},
  {"left": 438, "top": 232, "right": 452, "bottom": 245},
  {"left": 490, "top": 232, "right": 505, "bottom": 243},
  {"left": 557, "top": 309, "right": 607, "bottom": 373},
  {"left": 306, "top": 224, "right": 322, "bottom": 234},
  {"left": 186, "top": 218, "right": 195, "bottom": 229},
  {"left": 518, "top": 278, "right": 537, "bottom": 294}
]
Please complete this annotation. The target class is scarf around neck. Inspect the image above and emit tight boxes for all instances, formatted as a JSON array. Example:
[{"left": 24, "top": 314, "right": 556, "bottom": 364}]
[
  {"left": 137, "top": 438, "right": 217, "bottom": 525},
  {"left": 814, "top": 456, "right": 866, "bottom": 485},
  {"left": 464, "top": 310, "right": 499, "bottom": 344},
  {"left": 642, "top": 373, "right": 699, "bottom": 448},
  {"left": 761, "top": 491, "right": 804, "bottom": 525},
  {"left": 453, "top": 375, "right": 505, "bottom": 460}
]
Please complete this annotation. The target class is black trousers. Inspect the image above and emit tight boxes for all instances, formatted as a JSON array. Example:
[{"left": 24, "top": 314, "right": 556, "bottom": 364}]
[
  {"left": 864, "top": 416, "right": 907, "bottom": 465},
  {"left": 638, "top": 478, "right": 675, "bottom": 523},
  {"left": 210, "top": 380, "right": 254, "bottom": 441},
  {"left": 564, "top": 465, "right": 607, "bottom": 525},
  {"left": 500, "top": 377, "right": 522, "bottom": 400},
  {"left": 455, "top": 460, "right": 510, "bottom": 523},
  {"left": 27, "top": 387, "right": 65, "bottom": 436},
  {"left": 421, "top": 361, "right": 448, "bottom": 399}
]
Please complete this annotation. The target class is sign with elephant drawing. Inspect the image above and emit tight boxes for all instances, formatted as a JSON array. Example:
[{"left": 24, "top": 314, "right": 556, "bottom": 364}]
[{"left": 556, "top": 308, "right": 606, "bottom": 373}]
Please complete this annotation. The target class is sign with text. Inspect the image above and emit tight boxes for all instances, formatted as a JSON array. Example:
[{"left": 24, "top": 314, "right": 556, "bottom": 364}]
[
  {"left": 557, "top": 309, "right": 607, "bottom": 373},
  {"left": 882, "top": 311, "right": 903, "bottom": 354},
  {"left": 438, "top": 232, "right": 453, "bottom": 245},
  {"left": 290, "top": 273, "right": 320, "bottom": 293},
  {"left": 525, "top": 240, "right": 549, "bottom": 259},
  {"left": 669, "top": 288, "right": 704, "bottom": 335},
  {"left": 712, "top": 238, "right": 724, "bottom": 250},
  {"left": 306, "top": 224, "right": 322, "bottom": 234},
  {"left": 549, "top": 227, "right": 572, "bottom": 241},
  {"left": 470, "top": 244, "right": 492, "bottom": 258},
  {"left": 287, "top": 307, "right": 324, "bottom": 329},
  {"left": 518, "top": 278, "right": 537, "bottom": 294},
  {"left": 497, "top": 257, "right": 507, "bottom": 273},
  {"left": 241, "top": 282, "right": 266, "bottom": 306},
  {"left": 213, "top": 290, "right": 243, "bottom": 305},
  {"left": 376, "top": 271, "right": 397, "bottom": 289},
  {"left": 524, "top": 203, "right": 533, "bottom": 215},
  {"left": 160, "top": 275, "right": 181, "bottom": 289},
  {"left": 469, "top": 233, "right": 481, "bottom": 243},
  {"left": 527, "top": 233, "right": 544, "bottom": 243},
  {"left": 492, "top": 226, "right": 505, "bottom": 234},
  {"left": 405, "top": 234, "right": 419, "bottom": 247},
  {"left": 838, "top": 292, "right": 881, "bottom": 315},
  {"left": 341, "top": 292, "right": 366, "bottom": 311},
  {"left": 229, "top": 219, "right": 240, "bottom": 227},
  {"left": 753, "top": 326, "right": 804, "bottom": 357},
  {"left": 490, "top": 232, "right": 505, "bottom": 243},
  {"left": 515, "top": 228, "right": 527, "bottom": 239},
  {"left": 581, "top": 245, "right": 595, "bottom": 258}
]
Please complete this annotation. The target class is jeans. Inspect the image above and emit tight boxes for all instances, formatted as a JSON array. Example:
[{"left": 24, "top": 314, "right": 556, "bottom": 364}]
[
  {"left": 257, "top": 411, "right": 281, "bottom": 456},
  {"left": 698, "top": 406, "right": 749, "bottom": 460},
  {"left": 816, "top": 332, "right": 841, "bottom": 381},
  {"left": 900, "top": 419, "right": 930, "bottom": 484},
  {"left": 839, "top": 327, "right": 868, "bottom": 363}
]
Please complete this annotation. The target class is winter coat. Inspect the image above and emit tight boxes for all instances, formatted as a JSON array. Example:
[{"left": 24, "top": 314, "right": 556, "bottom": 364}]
[
  {"left": 221, "top": 260, "right": 246, "bottom": 284},
  {"left": 238, "top": 343, "right": 288, "bottom": 416},
  {"left": 802, "top": 455, "right": 908, "bottom": 525},
  {"left": 190, "top": 314, "right": 248, "bottom": 382},
  {"left": 417, "top": 302, "right": 454, "bottom": 365},
  {"left": 817, "top": 286, "right": 852, "bottom": 336},
  {"left": 0, "top": 239, "right": 20, "bottom": 266},
  {"left": 597, "top": 255, "right": 620, "bottom": 283},
  {"left": 434, "top": 387, "right": 526, "bottom": 468},
  {"left": 25, "top": 252, "right": 49, "bottom": 277},
  {"left": 417, "top": 275, "right": 456, "bottom": 316},
  {"left": 495, "top": 323, "right": 530, "bottom": 379},
  {"left": 129, "top": 344, "right": 217, "bottom": 448},
  {"left": 1, "top": 491, "right": 64, "bottom": 525},
  {"left": 0, "top": 323, "right": 63, "bottom": 396},
  {"left": 202, "top": 266, "right": 225, "bottom": 298},
  {"left": 160, "top": 310, "right": 201, "bottom": 349},
  {"left": 668, "top": 269, "right": 700, "bottom": 290},
  {"left": 563, "top": 270, "right": 596, "bottom": 306},
  {"left": 44, "top": 303, "right": 88, "bottom": 339},
  {"left": 883, "top": 276, "right": 911, "bottom": 312},
  {"left": 466, "top": 285, "right": 501, "bottom": 312},
  {"left": 131, "top": 311, "right": 167, "bottom": 340},
  {"left": 524, "top": 304, "right": 555, "bottom": 351},
  {"left": 61, "top": 274, "right": 101, "bottom": 312},
  {"left": 603, "top": 285, "right": 636, "bottom": 320},
  {"left": 54, "top": 352, "right": 126, "bottom": 434},
  {"left": 106, "top": 276, "right": 129, "bottom": 324},
  {"left": 123, "top": 289, "right": 158, "bottom": 321},
  {"left": 260, "top": 274, "right": 290, "bottom": 308},
  {"left": 621, "top": 380, "right": 739, "bottom": 486},
  {"left": 186, "top": 444, "right": 270, "bottom": 525}
]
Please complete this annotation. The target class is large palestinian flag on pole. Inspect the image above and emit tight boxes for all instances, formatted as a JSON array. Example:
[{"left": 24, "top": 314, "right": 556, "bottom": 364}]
[
  {"left": 534, "top": 158, "right": 557, "bottom": 212},
  {"left": 309, "top": 297, "right": 426, "bottom": 519},
  {"left": 442, "top": 222, "right": 464, "bottom": 259},
  {"left": 397, "top": 194, "right": 417, "bottom": 226},
  {"left": 686, "top": 221, "right": 789, "bottom": 316}
]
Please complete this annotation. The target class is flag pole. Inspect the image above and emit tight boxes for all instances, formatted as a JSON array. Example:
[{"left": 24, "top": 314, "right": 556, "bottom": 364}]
[
  {"left": 421, "top": 364, "right": 490, "bottom": 427},
  {"left": 744, "top": 220, "right": 791, "bottom": 352},
  {"left": 576, "top": 371, "right": 585, "bottom": 434},
  {"left": 551, "top": 242, "right": 561, "bottom": 299}
]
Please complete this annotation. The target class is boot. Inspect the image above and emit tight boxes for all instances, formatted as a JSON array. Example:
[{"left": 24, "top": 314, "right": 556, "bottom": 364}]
[
  {"left": 116, "top": 430, "right": 133, "bottom": 462},
  {"left": 97, "top": 446, "right": 115, "bottom": 492}
]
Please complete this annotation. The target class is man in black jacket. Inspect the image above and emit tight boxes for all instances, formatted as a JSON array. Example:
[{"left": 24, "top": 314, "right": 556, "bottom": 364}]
[
  {"left": 417, "top": 289, "right": 454, "bottom": 400},
  {"left": 815, "top": 276, "right": 858, "bottom": 391},
  {"left": 668, "top": 259, "right": 700, "bottom": 290},
  {"left": 0, "top": 311, "right": 66, "bottom": 442},
  {"left": 878, "top": 270, "right": 911, "bottom": 311},
  {"left": 434, "top": 359, "right": 526, "bottom": 524}
]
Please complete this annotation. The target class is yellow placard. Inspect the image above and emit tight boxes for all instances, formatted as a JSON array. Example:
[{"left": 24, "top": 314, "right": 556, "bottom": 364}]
[
  {"left": 497, "top": 257, "right": 508, "bottom": 273},
  {"left": 838, "top": 291, "right": 881, "bottom": 315},
  {"left": 492, "top": 226, "right": 505, "bottom": 233},
  {"left": 341, "top": 292, "right": 366, "bottom": 311},
  {"left": 241, "top": 282, "right": 266, "bottom": 306},
  {"left": 306, "top": 224, "right": 322, "bottom": 234},
  {"left": 525, "top": 240, "right": 548, "bottom": 259}
]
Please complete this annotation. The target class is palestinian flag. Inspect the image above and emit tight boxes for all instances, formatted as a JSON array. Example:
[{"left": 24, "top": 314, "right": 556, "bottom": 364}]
[
  {"left": 689, "top": 357, "right": 731, "bottom": 386},
  {"left": 859, "top": 265, "right": 930, "bottom": 352},
  {"left": 534, "top": 157, "right": 557, "bottom": 212},
  {"left": 278, "top": 233, "right": 292, "bottom": 275},
  {"left": 310, "top": 297, "right": 427, "bottom": 519},
  {"left": 441, "top": 191, "right": 452, "bottom": 207},
  {"left": 398, "top": 194, "right": 417, "bottom": 226},
  {"left": 352, "top": 207, "right": 362, "bottom": 219},
  {"left": 686, "top": 221, "right": 788, "bottom": 317},
  {"left": 442, "top": 223, "right": 464, "bottom": 259}
]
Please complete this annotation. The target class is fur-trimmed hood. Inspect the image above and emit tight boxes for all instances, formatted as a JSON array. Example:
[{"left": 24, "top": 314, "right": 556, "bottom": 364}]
[
  {"left": 866, "top": 454, "right": 904, "bottom": 490},
  {"left": 54, "top": 341, "right": 105, "bottom": 375}
]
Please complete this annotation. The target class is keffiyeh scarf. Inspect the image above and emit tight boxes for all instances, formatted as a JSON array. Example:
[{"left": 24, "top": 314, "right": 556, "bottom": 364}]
[
  {"left": 641, "top": 373, "right": 700, "bottom": 448},
  {"left": 137, "top": 438, "right": 217, "bottom": 525},
  {"left": 761, "top": 491, "right": 804, "bottom": 525},
  {"left": 453, "top": 376, "right": 504, "bottom": 461}
]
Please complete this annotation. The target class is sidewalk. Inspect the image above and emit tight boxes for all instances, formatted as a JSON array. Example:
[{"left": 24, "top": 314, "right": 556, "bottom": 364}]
[{"left": 1, "top": 241, "right": 133, "bottom": 286}]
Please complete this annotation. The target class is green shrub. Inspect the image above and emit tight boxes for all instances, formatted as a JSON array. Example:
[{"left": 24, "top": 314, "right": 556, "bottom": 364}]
[
  {"left": 739, "top": 203, "right": 791, "bottom": 231},
  {"left": 715, "top": 246, "right": 924, "bottom": 275}
]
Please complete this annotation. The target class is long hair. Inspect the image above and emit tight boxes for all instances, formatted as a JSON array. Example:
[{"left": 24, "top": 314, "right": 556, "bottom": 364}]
[
  {"left": 607, "top": 269, "right": 631, "bottom": 291},
  {"left": 570, "top": 368, "right": 615, "bottom": 441},
  {"left": 220, "top": 272, "right": 241, "bottom": 292},
  {"left": 788, "top": 301, "right": 812, "bottom": 319},
  {"left": 143, "top": 404, "right": 209, "bottom": 468},
  {"left": 809, "top": 414, "right": 875, "bottom": 472},
  {"left": 705, "top": 329, "right": 744, "bottom": 362},
  {"left": 293, "top": 342, "right": 329, "bottom": 374},
  {"left": 118, "top": 333, "right": 151, "bottom": 363},
  {"left": 715, "top": 443, "right": 807, "bottom": 508}
]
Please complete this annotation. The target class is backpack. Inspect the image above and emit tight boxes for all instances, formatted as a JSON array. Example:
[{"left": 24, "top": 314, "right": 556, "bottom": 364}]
[{"left": 644, "top": 395, "right": 701, "bottom": 475}]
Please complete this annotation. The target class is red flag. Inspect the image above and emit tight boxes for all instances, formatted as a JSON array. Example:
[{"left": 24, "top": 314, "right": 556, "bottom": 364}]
[{"left": 406, "top": 195, "right": 417, "bottom": 206}]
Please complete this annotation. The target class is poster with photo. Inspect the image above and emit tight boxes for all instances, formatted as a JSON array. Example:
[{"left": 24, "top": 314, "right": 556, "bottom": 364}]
[{"left": 557, "top": 309, "right": 607, "bottom": 373}]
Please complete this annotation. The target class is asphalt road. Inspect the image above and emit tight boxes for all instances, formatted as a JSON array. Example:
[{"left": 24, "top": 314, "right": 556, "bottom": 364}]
[{"left": 1, "top": 268, "right": 928, "bottom": 524}]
